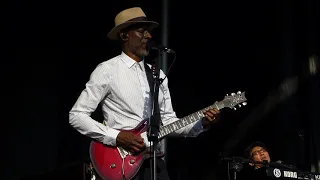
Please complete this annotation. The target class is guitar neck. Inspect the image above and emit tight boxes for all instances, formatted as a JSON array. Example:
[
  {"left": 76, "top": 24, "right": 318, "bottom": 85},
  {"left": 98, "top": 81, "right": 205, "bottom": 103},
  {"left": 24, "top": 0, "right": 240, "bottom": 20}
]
[{"left": 158, "top": 101, "right": 225, "bottom": 139}]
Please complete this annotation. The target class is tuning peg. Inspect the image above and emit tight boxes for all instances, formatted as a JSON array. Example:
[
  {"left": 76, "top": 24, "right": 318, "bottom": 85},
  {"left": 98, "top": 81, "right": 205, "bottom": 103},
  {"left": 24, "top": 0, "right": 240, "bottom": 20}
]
[
  {"left": 231, "top": 92, "right": 235, "bottom": 96},
  {"left": 238, "top": 104, "right": 241, "bottom": 107},
  {"left": 233, "top": 107, "right": 237, "bottom": 110},
  {"left": 237, "top": 91, "right": 242, "bottom": 94},
  {"left": 242, "top": 102, "right": 247, "bottom": 106}
]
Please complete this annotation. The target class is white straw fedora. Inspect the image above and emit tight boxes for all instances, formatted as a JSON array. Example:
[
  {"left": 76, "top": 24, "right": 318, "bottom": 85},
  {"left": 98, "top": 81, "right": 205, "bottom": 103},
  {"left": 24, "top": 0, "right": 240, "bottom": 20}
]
[{"left": 107, "top": 7, "right": 159, "bottom": 40}]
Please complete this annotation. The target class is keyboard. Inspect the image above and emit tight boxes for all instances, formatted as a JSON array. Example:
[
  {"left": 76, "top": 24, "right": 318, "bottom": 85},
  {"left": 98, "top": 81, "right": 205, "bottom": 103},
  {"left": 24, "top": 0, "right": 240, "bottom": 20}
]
[{"left": 266, "top": 167, "right": 320, "bottom": 179}]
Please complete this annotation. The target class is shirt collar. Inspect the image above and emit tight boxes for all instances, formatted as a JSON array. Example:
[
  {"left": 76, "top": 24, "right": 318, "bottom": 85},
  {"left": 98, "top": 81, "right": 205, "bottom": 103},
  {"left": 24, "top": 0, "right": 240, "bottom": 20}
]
[{"left": 120, "top": 51, "right": 145, "bottom": 70}]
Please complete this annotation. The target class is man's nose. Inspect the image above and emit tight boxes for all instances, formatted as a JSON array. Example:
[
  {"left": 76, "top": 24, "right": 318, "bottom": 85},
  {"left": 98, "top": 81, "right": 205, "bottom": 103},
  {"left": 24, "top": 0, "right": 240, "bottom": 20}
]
[{"left": 144, "top": 30, "right": 152, "bottom": 39}]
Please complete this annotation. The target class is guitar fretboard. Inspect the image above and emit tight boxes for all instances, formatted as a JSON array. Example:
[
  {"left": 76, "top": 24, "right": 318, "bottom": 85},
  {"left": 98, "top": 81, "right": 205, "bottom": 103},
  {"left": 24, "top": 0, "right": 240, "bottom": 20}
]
[{"left": 158, "top": 101, "right": 225, "bottom": 138}]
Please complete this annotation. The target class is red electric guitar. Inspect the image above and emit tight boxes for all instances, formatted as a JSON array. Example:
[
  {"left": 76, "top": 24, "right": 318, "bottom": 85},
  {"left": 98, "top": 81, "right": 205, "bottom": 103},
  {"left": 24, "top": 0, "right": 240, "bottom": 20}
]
[{"left": 89, "top": 91, "right": 247, "bottom": 180}]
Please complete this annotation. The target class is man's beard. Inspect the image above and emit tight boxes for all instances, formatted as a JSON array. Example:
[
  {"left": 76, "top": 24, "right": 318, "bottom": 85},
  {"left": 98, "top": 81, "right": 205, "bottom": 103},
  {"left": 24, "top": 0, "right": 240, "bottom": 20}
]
[
  {"left": 131, "top": 41, "right": 149, "bottom": 57},
  {"left": 137, "top": 48, "right": 149, "bottom": 57}
]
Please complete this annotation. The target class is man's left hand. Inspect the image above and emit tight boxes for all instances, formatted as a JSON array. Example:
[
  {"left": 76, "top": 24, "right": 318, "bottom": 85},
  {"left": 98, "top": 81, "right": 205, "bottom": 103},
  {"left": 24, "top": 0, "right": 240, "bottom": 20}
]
[{"left": 202, "top": 106, "right": 221, "bottom": 129}]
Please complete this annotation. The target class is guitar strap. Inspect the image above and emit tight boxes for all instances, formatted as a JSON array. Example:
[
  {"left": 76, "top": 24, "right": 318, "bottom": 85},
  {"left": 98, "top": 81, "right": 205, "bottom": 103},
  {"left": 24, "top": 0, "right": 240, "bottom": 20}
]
[
  {"left": 144, "top": 62, "right": 155, "bottom": 102},
  {"left": 144, "top": 62, "right": 163, "bottom": 127},
  {"left": 144, "top": 62, "right": 165, "bottom": 155}
]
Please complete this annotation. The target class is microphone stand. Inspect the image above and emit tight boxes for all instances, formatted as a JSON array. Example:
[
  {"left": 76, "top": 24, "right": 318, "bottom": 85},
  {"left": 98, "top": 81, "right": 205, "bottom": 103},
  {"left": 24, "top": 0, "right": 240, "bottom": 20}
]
[
  {"left": 223, "top": 156, "right": 246, "bottom": 180},
  {"left": 220, "top": 154, "right": 268, "bottom": 180},
  {"left": 147, "top": 49, "right": 164, "bottom": 180}
]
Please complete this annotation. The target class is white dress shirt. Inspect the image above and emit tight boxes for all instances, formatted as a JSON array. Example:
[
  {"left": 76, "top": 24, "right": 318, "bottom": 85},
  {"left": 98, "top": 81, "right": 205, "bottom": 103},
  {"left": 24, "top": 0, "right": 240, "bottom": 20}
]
[{"left": 69, "top": 52, "right": 205, "bottom": 148}]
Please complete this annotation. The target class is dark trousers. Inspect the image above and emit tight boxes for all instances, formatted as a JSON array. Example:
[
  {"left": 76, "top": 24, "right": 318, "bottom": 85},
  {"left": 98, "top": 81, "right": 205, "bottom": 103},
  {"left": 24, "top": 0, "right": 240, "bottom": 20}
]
[{"left": 133, "top": 158, "right": 170, "bottom": 180}]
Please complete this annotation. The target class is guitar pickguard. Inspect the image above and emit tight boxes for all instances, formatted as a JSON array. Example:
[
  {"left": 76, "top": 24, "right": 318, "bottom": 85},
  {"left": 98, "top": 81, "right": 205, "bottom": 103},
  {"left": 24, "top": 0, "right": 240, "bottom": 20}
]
[{"left": 117, "top": 147, "right": 130, "bottom": 159}]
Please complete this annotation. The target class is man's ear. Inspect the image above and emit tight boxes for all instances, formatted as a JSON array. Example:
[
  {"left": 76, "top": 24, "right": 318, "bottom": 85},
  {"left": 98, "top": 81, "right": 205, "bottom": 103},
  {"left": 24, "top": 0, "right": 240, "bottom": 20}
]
[{"left": 120, "top": 32, "right": 128, "bottom": 41}]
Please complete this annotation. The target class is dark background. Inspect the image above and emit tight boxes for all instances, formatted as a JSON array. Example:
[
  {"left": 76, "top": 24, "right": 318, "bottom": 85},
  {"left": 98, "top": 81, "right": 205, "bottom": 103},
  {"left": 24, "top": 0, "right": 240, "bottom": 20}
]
[{"left": 2, "top": 0, "right": 319, "bottom": 180}]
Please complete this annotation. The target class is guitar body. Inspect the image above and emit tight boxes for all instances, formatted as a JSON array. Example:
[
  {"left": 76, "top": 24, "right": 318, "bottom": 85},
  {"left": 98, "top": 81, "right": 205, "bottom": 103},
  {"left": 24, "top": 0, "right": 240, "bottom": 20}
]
[{"left": 90, "top": 119, "right": 159, "bottom": 180}]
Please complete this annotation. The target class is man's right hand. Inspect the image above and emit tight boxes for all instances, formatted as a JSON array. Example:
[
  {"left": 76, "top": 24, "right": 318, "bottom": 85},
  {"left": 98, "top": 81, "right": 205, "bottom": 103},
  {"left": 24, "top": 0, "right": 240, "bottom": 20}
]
[{"left": 116, "top": 131, "right": 145, "bottom": 154}]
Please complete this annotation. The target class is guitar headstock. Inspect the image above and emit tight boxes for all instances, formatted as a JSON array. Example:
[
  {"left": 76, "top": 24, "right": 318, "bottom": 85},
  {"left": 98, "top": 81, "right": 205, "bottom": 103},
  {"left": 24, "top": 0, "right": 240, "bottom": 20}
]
[{"left": 221, "top": 91, "right": 247, "bottom": 110}]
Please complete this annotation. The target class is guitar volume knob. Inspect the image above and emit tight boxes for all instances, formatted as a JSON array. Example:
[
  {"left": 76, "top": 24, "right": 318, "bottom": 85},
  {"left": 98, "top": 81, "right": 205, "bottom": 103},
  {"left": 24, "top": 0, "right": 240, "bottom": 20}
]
[
  {"left": 110, "top": 163, "right": 116, "bottom": 169},
  {"left": 130, "top": 159, "right": 135, "bottom": 164}
]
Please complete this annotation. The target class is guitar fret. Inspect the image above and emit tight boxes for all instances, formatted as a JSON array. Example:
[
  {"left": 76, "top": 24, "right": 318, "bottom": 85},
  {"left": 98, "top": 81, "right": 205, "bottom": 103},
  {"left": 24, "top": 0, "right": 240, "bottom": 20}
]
[
  {"left": 172, "top": 124, "right": 176, "bottom": 131},
  {"left": 166, "top": 125, "right": 171, "bottom": 132},
  {"left": 176, "top": 121, "right": 181, "bottom": 129},
  {"left": 164, "top": 127, "right": 168, "bottom": 134},
  {"left": 186, "top": 117, "right": 191, "bottom": 124},
  {"left": 166, "top": 127, "right": 170, "bottom": 134},
  {"left": 196, "top": 111, "right": 203, "bottom": 119},
  {"left": 169, "top": 124, "right": 173, "bottom": 131},
  {"left": 172, "top": 123, "right": 177, "bottom": 131},
  {"left": 190, "top": 114, "right": 196, "bottom": 122},
  {"left": 183, "top": 118, "right": 188, "bottom": 126},
  {"left": 171, "top": 123, "right": 177, "bottom": 131},
  {"left": 178, "top": 120, "right": 182, "bottom": 128}
]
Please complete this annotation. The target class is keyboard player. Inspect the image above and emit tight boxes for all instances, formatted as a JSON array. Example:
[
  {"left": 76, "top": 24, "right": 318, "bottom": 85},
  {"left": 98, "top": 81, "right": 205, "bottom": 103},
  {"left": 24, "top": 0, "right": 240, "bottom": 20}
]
[{"left": 238, "top": 141, "right": 296, "bottom": 180}]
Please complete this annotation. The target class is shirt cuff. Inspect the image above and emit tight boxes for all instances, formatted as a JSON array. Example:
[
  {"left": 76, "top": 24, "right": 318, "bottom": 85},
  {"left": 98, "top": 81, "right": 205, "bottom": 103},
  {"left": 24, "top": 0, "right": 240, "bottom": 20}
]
[
  {"left": 103, "top": 128, "right": 121, "bottom": 146},
  {"left": 189, "top": 119, "right": 207, "bottom": 136}
]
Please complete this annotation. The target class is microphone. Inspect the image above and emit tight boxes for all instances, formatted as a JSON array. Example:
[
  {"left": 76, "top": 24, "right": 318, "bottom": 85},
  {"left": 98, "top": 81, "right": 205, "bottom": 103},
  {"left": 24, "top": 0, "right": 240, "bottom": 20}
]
[
  {"left": 268, "top": 160, "right": 296, "bottom": 169},
  {"left": 147, "top": 42, "right": 176, "bottom": 54},
  {"left": 152, "top": 45, "right": 176, "bottom": 54}
]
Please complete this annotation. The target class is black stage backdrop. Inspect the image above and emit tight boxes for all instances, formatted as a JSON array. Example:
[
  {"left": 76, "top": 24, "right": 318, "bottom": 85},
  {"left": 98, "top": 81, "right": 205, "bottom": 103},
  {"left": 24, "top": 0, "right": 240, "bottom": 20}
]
[{"left": 2, "top": 0, "right": 319, "bottom": 180}]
